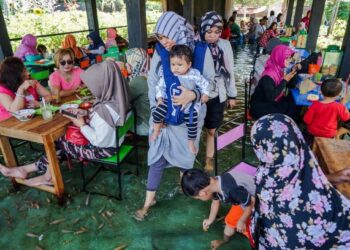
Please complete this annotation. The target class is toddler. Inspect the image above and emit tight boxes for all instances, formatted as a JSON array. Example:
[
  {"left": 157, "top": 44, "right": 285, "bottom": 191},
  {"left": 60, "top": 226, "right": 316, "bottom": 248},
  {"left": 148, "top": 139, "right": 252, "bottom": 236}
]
[
  {"left": 304, "top": 78, "right": 350, "bottom": 140},
  {"left": 150, "top": 45, "right": 209, "bottom": 154},
  {"left": 181, "top": 168, "right": 255, "bottom": 249}
]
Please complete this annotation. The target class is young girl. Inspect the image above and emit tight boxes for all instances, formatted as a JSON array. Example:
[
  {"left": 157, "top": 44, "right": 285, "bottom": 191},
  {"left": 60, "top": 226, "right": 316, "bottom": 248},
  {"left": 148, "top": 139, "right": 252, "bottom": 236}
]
[
  {"left": 84, "top": 31, "right": 106, "bottom": 62},
  {"left": 200, "top": 11, "right": 237, "bottom": 172},
  {"left": 259, "top": 22, "right": 278, "bottom": 49},
  {"left": 0, "top": 61, "right": 130, "bottom": 186},
  {"left": 49, "top": 49, "right": 84, "bottom": 98},
  {"left": 0, "top": 57, "right": 51, "bottom": 121}
]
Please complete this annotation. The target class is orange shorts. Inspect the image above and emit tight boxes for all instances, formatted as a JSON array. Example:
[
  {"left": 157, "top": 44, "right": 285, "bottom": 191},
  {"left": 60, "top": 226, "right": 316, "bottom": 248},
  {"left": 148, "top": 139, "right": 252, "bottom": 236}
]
[{"left": 225, "top": 205, "right": 254, "bottom": 246}]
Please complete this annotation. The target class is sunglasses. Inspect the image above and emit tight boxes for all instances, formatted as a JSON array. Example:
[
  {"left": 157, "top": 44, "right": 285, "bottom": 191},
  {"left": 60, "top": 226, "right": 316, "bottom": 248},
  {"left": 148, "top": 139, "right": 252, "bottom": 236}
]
[{"left": 59, "top": 60, "right": 73, "bottom": 66}]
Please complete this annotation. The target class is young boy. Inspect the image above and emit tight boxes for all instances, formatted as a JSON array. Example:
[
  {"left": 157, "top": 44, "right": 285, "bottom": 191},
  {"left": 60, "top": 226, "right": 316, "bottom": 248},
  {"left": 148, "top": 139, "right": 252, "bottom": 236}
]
[
  {"left": 181, "top": 168, "right": 255, "bottom": 249},
  {"left": 150, "top": 45, "right": 210, "bottom": 154},
  {"left": 304, "top": 78, "right": 350, "bottom": 140}
]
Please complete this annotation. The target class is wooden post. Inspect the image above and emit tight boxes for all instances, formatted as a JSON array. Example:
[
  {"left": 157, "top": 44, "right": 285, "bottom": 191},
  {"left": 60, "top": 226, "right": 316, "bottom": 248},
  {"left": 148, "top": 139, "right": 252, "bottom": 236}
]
[
  {"left": 286, "top": 0, "right": 294, "bottom": 25},
  {"left": 0, "top": 7, "right": 13, "bottom": 60},
  {"left": 85, "top": 0, "right": 99, "bottom": 31},
  {"left": 306, "top": 0, "right": 326, "bottom": 52},
  {"left": 183, "top": 0, "right": 194, "bottom": 24},
  {"left": 293, "top": 0, "right": 305, "bottom": 29},
  {"left": 339, "top": 13, "right": 350, "bottom": 80},
  {"left": 125, "top": 0, "right": 147, "bottom": 49}
]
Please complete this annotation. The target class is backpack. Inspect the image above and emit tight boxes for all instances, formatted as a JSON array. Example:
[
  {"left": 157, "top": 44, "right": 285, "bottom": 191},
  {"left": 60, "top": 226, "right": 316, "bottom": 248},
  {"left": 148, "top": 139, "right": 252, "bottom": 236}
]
[{"left": 155, "top": 42, "right": 207, "bottom": 126}]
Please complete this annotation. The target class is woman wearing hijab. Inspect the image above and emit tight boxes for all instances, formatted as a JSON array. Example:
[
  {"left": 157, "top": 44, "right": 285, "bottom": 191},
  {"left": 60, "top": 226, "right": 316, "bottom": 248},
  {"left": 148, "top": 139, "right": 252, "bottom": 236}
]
[
  {"left": 250, "top": 45, "right": 299, "bottom": 120},
  {"left": 14, "top": 34, "right": 39, "bottom": 61},
  {"left": 84, "top": 31, "right": 106, "bottom": 62},
  {"left": 134, "top": 11, "right": 215, "bottom": 220},
  {"left": 105, "top": 28, "right": 129, "bottom": 51},
  {"left": 0, "top": 60, "right": 130, "bottom": 186},
  {"left": 199, "top": 11, "right": 237, "bottom": 172},
  {"left": 125, "top": 48, "right": 150, "bottom": 136},
  {"left": 251, "top": 113, "right": 350, "bottom": 249},
  {"left": 61, "top": 34, "right": 86, "bottom": 64}
]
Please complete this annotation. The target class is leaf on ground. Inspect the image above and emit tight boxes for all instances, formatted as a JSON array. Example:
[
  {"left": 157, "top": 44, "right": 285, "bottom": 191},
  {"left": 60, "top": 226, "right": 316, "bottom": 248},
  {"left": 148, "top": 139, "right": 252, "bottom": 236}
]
[
  {"left": 114, "top": 244, "right": 127, "bottom": 250},
  {"left": 26, "top": 233, "right": 39, "bottom": 238},
  {"left": 97, "top": 223, "right": 104, "bottom": 230},
  {"left": 49, "top": 219, "right": 65, "bottom": 225}
]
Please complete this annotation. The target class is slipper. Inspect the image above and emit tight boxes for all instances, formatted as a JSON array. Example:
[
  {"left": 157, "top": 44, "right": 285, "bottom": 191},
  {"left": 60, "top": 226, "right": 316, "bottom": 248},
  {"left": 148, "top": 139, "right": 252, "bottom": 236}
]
[{"left": 134, "top": 208, "right": 148, "bottom": 221}]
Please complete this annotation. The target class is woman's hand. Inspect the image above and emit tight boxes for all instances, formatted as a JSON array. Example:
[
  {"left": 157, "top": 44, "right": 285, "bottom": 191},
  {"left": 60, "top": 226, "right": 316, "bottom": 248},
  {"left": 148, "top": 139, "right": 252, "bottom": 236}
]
[
  {"left": 227, "top": 99, "right": 236, "bottom": 109},
  {"left": 64, "top": 115, "right": 85, "bottom": 128},
  {"left": 172, "top": 86, "right": 196, "bottom": 110},
  {"left": 236, "top": 219, "right": 247, "bottom": 233},
  {"left": 284, "top": 69, "right": 297, "bottom": 82},
  {"left": 18, "top": 80, "right": 35, "bottom": 94}
]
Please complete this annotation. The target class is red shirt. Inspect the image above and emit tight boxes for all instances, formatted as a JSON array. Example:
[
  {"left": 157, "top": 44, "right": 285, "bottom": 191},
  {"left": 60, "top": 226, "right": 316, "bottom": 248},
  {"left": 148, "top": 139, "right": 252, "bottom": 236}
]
[
  {"left": 303, "top": 101, "right": 350, "bottom": 138},
  {"left": 259, "top": 29, "right": 277, "bottom": 48},
  {"left": 221, "top": 27, "right": 231, "bottom": 40}
]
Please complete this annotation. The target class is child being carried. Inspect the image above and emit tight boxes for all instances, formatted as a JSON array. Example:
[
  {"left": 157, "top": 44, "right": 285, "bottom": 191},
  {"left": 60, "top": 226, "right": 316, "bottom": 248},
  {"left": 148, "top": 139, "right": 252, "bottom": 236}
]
[{"left": 150, "top": 45, "right": 210, "bottom": 155}]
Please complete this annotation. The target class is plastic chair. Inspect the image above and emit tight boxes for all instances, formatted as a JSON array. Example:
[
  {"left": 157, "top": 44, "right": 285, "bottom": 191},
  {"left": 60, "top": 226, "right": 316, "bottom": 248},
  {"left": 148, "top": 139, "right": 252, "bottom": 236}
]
[
  {"left": 80, "top": 59, "right": 90, "bottom": 69},
  {"left": 79, "top": 109, "right": 139, "bottom": 200}
]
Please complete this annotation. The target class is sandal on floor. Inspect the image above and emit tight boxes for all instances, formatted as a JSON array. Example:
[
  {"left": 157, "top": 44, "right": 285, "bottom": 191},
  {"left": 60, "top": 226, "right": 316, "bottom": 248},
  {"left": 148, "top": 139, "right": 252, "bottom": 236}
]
[{"left": 134, "top": 207, "right": 149, "bottom": 221}]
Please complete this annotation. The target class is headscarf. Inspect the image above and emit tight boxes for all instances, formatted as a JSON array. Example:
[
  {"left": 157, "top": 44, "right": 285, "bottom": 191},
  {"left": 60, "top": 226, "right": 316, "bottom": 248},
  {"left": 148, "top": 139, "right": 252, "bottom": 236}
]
[
  {"left": 106, "top": 28, "right": 118, "bottom": 49},
  {"left": 87, "top": 31, "right": 105, "bottom": 50},
  {"left": 62, "top": 34, "right": 84, "bottom": 60},
  {"left": 251, "top": 113, "right": 350, "bottom": 249},
  {"left": 154, "top": 11, "right": 194, "bottom": 49},
  {"left": 125, "top": 48, "right": 149, "bottom": 80},
  {"left": 261, "top": 45, "right": 294, "bottom": 86},
  {"left": 80, "top": 60, "right": 130, "bottom": 127},
  {"left": 14, "top": 34, "right": 38, "bottom": 60},
  {"left": 200, "top": 11, "right": 229, "bottom": 80}
]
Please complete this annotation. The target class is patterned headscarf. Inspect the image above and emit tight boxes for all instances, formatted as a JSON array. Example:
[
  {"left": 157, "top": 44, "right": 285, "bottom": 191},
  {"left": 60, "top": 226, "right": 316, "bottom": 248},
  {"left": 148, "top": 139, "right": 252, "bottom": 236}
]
[
  {"left": 87, "top": 31, "right": 105, "bottom": 50},
  {"left": 251, "top": 114, "right": 350, "bottom": 249},
  {"left": 154, "top": 11, "right": 194, "bottom": 49},
  {"left": 200, "top": 11, "right": 229, "bottom": 79},
  {"left": 14, "top": 34, "right": 38, "bottom": 60},
  {"left": 80, "top": 60, "right": 130, "bottom": 127},
  {"left": 125, "top": 48, "right": 149, "bottom": 80},
  {"left": 261, "top": 45, "right": 294, "bottom": 86},
  {"left": 62, "top": 34, "right": 84, "bottom": 60}
]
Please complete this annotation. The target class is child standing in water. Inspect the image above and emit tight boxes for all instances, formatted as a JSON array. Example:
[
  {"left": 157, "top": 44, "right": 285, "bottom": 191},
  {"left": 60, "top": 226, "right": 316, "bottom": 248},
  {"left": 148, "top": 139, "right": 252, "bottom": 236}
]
[{"left": 150, "top": 45, "right": 209, "bottom": 154}]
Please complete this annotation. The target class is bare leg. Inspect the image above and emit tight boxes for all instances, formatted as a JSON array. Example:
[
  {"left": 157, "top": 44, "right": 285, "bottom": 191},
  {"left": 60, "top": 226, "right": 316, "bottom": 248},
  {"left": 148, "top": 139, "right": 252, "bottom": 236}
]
[
  {"left": 0, "top": 163, "right": 37, "bottom": 179},
  {"left": 134, "top": 190, "right": 157, "bottom": 221},
  {"left": 188, "top": 140, "right": 197, "bottom": 155},
  {"left": 24, "top": 169, "right": 52, "bottom": 187},
  {"left": 150, "top": 123, "right": 162, "bottom": 141},
  {"left": 211, "top": 225, "right": 235, "bottom": 249},
  {"left": 205, "top": 128, "right": 215, "bottom": 172}
]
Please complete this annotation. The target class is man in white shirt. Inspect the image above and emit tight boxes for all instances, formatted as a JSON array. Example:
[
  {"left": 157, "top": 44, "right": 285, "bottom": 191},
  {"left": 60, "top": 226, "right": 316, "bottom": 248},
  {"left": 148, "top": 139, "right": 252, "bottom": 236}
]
[
  {"left": 255, "top": 17, "right": 267, "bottom": 40},
  {"left": 267, "top": 10, "right": 276, "bottom": 27}
]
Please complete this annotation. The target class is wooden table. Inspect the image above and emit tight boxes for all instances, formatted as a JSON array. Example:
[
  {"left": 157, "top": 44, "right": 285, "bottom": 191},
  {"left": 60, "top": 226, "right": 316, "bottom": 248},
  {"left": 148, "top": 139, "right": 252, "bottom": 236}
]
[
  {"left": 313, "top": 137, "right": 350, "bottom": 198},
  {"left": 0, "top": 95, "right": 78, "bottom": 199}
]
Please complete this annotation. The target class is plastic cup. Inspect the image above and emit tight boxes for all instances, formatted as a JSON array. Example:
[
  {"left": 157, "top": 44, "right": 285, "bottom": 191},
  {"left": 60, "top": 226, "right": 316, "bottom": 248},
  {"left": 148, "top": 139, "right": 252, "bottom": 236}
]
[{"left": 40, "top": 103, "right": 53, "bottom": 121}]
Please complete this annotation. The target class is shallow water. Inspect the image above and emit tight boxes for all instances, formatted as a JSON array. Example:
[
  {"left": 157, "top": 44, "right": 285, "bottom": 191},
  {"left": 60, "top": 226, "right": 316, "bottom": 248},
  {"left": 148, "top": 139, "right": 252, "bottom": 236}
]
[{"left": 0, "top": 44, "right": 257, "bottom": 250}]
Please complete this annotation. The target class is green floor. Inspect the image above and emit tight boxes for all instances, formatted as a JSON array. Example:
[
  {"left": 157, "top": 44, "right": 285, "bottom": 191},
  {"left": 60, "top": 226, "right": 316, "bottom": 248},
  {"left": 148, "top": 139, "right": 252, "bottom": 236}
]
[{"left": 0, "top": 45, "right": 256, "bottom": 250}]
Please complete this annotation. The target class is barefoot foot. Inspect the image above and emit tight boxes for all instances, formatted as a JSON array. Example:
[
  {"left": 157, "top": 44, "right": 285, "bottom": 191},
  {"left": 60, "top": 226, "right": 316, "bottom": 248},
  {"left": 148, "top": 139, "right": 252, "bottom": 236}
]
[
  {"left": 24, "top": 174, "right": 53, "bottom": 187},
  {"left": 0, "top": 164, "right": 27, "bottom": 179},
  {"left": 211, "top": 239, "right": 224, "bottom": 250},
  {"left": 188, "top": 140, "right": 197, "bottom": 155}
]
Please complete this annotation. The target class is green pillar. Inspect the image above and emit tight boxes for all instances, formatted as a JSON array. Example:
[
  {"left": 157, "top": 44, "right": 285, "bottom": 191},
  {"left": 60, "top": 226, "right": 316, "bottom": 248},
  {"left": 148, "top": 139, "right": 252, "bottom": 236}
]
[
  {"left": 306, "top": 0, "right": 326, "bottom": 51},
  {"left": 125, "top": 0, "right": 147, "bottom": 49},
  {"left": 0, "top": 7, "right": 13, "bottom": 60},
  {"left": 85, "top": 0, "right": 99, "bottom": 31}
]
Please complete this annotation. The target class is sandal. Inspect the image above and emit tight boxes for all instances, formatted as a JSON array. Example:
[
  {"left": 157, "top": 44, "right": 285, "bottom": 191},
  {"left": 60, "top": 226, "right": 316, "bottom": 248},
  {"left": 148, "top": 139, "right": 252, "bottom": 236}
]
[{"left": 133, "top": 199, "right": 157, "bottom": 221}]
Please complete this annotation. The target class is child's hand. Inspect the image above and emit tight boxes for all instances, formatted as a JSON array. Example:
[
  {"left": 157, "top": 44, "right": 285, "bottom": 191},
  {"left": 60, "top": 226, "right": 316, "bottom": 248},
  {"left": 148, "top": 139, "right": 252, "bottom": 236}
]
[
  {"left": 236, "top": 219, "right": 246, "bottom": 233},
  {"left": 201, "top": 94, "right": 209, "bottom": 103},
  {"left": 157, "top": 98, "right": 164, "bottom": 106},
  {"left": 203, "top": 218, "right": 213, "bottom": 231},
  {"left": 227, "top": 99, "right": 236, "bottom": 109}
]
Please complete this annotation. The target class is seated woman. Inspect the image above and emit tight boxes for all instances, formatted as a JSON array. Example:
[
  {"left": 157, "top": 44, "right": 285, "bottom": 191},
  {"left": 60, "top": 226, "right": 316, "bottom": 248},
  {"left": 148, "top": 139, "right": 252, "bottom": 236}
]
[
  {"left": 258, "top": 22, "right": 278, "bottom": 49},
  {"left": 0, "top": 57, "right": 51, "bottom": 121},
  {"left": 84, "top": 31, "right": 106, "bottom": 62},
  {"left": 251, "top": 113, "right": 350, "bottom": 249},
  {"left": 125, "top": 48, "right": 150, "bottom": 136},
  {"left": 0, "top": 60, "right": 130, "bottom": 186},
  {"left": 250, "top": 45, "right": 300, "bottom": 120},
  {"left": 49, "top": 49, "right": 84, "bottom": 98},
  {"left": 36, "top": 44, "right": 48, "bottom": 58},
  {"left": 61, "top": 34, "right": 86, "bottom": 64},
  {"left": 14, "top": 34, "right": 40, "bottom": 62}
]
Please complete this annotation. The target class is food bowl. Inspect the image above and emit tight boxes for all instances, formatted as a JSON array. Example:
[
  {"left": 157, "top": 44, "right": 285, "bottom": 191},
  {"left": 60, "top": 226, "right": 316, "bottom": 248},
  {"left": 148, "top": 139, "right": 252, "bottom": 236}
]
[
  {"left": 307, "top": 94, "right": 319, "bottom": 101},
  {"left": 12, "top": 109, "right": 36, "bottom": 121},
  {"left": 79, "top": 101, "right": 92, "bottom": 110},
  {"left": 60, "top": 103, "right": 79, "bottom": 111}
]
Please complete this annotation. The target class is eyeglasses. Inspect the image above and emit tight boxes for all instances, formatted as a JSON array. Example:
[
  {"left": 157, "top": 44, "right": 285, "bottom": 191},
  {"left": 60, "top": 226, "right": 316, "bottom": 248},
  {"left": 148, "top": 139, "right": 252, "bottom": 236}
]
[{"left": 59, "top": 60, "right": 73, "bottom": 66}]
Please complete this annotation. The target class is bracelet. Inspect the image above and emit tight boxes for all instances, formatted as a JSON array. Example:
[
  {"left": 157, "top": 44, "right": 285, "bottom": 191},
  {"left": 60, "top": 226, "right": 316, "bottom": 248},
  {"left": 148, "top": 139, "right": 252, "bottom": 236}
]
[{"left": 15, "top": 92, "right": 25, "bottom": 98}]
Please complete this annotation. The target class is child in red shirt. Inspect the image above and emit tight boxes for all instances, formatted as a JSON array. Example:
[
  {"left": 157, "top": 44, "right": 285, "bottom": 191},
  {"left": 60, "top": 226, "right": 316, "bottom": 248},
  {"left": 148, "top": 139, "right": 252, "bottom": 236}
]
[{"left": 304, "top": 78, "right": 350, "bottom": 139}]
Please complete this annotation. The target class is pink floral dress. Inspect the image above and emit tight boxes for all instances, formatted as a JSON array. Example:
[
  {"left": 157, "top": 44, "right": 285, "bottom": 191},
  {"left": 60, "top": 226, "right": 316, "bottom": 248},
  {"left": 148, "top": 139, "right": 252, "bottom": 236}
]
[{"left": 250, "top": 113, "right": 350, "bottom": 249}]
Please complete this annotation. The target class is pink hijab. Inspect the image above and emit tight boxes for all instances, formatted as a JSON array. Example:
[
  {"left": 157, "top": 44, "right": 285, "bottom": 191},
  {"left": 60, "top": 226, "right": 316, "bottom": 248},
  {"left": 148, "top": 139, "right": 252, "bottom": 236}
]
[
  {"left": 14, "top": 34, "right": 38, "bottom": 60},
  {"left": 105, "top": 28, "right": 117, "bottom": 49},
  {"left": 261, "top": 45, "right": 294, "bottom": 86}
]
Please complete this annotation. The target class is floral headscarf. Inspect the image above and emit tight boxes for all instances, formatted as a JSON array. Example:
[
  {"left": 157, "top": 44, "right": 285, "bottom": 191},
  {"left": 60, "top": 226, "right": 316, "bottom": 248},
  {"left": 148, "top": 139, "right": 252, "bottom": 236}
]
[
  {"left": 154, "top": 11, "right": 194, "bottom": 50},
  {"left": 14, "top": 34, "right": 38, "bottom": 60},
  {"left": 199, "top": 11, "right": 223, "bottom": 41},
  {"left": 261, "top": 45, "right": 294, "bottom": 86},
  {"left": 62, "top": 34, "right": 84, "bottom": 60},
  {"left": 125, "top": 48, "right": 149, "bottom": 80},
  {"left": 251, "top": 113, "right": 350, "bottom": 249}
]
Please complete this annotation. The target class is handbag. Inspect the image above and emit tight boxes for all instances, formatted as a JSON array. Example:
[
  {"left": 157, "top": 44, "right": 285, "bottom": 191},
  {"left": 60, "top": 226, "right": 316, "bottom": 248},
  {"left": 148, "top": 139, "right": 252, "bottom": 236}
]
[{"left": 65, "top": 125, "right": 89, "bottom": 146}]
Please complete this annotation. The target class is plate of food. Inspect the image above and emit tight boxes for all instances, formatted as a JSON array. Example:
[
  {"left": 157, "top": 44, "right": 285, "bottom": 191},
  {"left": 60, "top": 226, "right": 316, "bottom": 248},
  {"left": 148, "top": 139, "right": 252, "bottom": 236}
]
[
  {"left": 307, "top": 94, "right": 319, "bottom": 101},
  {"left": 12, "top": 109, "right": 36, "bottom": 122}
]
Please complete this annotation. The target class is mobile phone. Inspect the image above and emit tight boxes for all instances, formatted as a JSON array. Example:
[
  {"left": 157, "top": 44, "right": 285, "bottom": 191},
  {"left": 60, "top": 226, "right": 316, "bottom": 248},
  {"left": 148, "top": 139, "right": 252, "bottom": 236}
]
[{"left": 61, "top": 109, "right": 78, "bottom": 119}]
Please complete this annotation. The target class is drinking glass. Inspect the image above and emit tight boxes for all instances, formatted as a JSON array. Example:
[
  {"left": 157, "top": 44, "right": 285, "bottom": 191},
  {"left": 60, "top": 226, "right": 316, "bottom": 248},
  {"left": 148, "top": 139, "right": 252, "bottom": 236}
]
[{"left": 40, "top": 103, "right": 53, "bottom": 121}]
